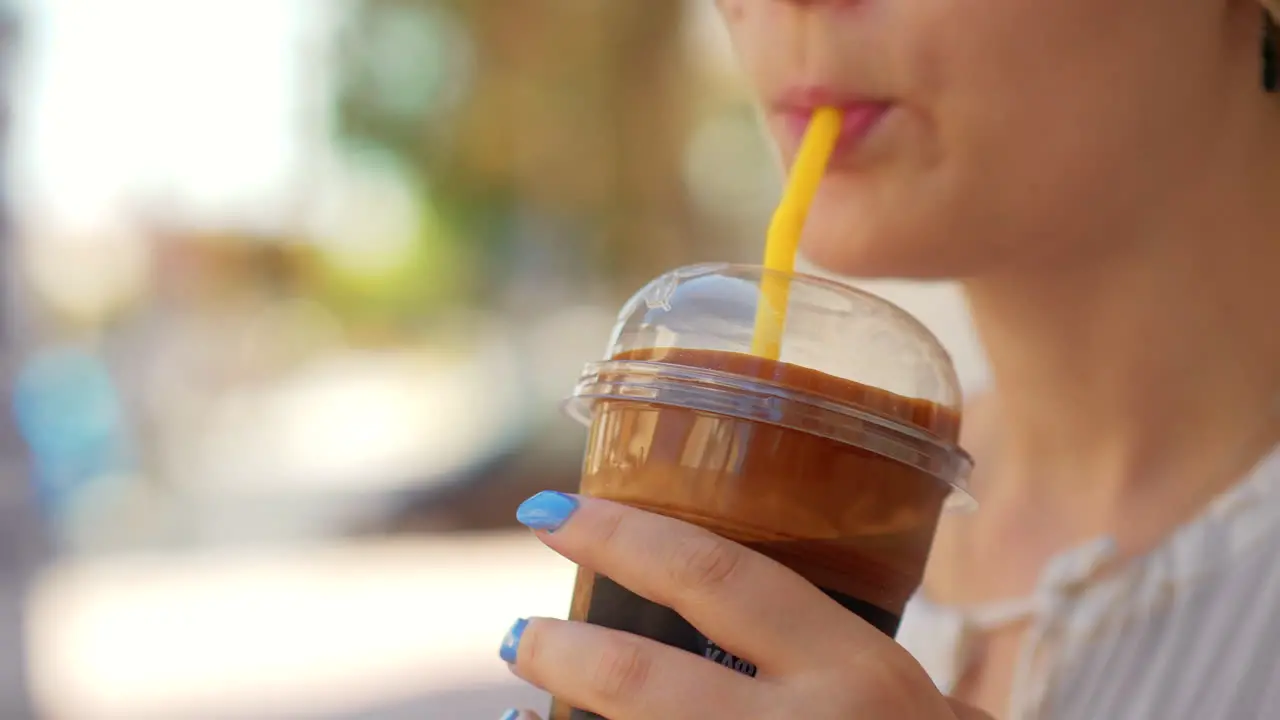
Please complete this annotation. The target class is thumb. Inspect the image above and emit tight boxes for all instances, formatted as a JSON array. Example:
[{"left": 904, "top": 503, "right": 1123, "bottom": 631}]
[{"left": 948, "top": 698, "right": 996, "bottom": 720}]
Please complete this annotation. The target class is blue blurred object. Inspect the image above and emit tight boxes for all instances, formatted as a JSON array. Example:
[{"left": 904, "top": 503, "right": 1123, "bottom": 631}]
[{"left": 11, "top": 346, "right": 135, "bottom": 518}]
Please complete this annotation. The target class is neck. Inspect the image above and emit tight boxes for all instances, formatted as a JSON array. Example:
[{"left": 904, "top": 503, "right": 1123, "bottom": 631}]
[{"left": 962, "top": 106, "right": 1280, "bottom": 545}]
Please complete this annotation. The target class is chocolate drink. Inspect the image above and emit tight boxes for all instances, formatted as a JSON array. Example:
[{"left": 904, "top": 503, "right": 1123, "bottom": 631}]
[{"left": 550, "top": 347, "right": 961, "bottom": 720}]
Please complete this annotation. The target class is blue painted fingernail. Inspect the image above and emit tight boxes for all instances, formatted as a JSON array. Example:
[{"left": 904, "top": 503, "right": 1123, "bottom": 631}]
[
  {"left": 516, "top": 491, "right": 579, "bottom": 532},
  {"left": 498, "top": 711, "right": 521, "bottom": 720},
  {"left": 500, "top": 618, "right": 529, "bottom": 664}
]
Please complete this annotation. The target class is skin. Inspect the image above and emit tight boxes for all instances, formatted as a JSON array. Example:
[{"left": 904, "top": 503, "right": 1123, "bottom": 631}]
[
  {"left": 506, "top": 498, "right": 991, "bottom": 719},
  {"left": 505, "top": 0, "right": 1280, "bottom": 717}
]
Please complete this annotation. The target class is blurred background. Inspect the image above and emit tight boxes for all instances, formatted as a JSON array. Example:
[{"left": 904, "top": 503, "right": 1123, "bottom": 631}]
[{"left": 0, "top": 1, "right": 986, "bottom": 718}]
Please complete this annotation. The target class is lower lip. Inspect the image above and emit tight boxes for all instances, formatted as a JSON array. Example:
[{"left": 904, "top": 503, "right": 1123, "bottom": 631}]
[{"left": 781, "top": 104, "right": 891, "bottom": 157}]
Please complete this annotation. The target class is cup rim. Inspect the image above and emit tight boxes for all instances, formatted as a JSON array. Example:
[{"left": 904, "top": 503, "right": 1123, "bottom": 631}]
[{"left": 565, "top": 358, "right": 977, "bottom": 511}]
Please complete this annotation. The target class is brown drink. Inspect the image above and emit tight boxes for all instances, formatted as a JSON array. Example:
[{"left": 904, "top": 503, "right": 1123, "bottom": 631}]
[{"left": 553, "top": 266, "right": 972, "bottom": 720}]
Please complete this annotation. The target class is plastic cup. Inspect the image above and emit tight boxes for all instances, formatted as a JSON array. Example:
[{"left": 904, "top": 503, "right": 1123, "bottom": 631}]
[{"left": 552, "top": 263, "right": 973, "bottom": 720}]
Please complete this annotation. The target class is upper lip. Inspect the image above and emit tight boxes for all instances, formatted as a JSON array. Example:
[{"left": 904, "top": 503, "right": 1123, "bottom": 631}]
[{"left": 771, "top": 86, "right": 887, "bottom": 113}]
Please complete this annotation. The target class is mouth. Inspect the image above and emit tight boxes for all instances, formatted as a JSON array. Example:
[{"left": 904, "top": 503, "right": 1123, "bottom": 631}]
[{"left": 771, "top": 87, "right": 893, "bottom": 160}]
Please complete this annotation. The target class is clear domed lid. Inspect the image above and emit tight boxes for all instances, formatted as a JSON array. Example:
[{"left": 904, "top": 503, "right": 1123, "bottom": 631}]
[{"left": 567, "top": 263, "right": 973, "bottom": 499}]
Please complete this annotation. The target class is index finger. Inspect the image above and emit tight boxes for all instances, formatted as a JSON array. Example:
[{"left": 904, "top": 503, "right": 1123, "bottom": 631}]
[{"left": 518, "top": 492, "right": 894, "bottom": 674}]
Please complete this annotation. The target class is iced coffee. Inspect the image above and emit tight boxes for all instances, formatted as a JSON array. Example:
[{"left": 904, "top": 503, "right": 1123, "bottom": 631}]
[{"left": 554, "top": 264, "right": 972, "bottom": 720}]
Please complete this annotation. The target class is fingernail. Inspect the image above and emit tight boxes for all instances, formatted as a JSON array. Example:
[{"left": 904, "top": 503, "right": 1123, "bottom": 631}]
[
  {"left": 498, "top": 711, "right": 521, "bottom": 720},
  {"left": 516, "top": 491, "right": 579, "bottom": 532},
  {"left": 500, "top": 618, "right": 529, "bottom": 664}
]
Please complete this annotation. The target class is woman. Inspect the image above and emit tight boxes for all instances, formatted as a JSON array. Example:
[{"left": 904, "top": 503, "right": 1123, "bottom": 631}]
[{"left": 498, "top": 0, "right": 1280, "bottom": 717}]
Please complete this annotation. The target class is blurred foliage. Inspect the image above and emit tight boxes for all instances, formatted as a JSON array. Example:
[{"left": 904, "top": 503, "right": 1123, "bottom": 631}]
[
  {"left": 335, "top": 1, "right": 463, "bottom": 177},
  {"left": 310, "top": 174, "right": 476, "bottom": 333},
  {"left": 334, "top": 0, "right": 707, "bottom": 303}
]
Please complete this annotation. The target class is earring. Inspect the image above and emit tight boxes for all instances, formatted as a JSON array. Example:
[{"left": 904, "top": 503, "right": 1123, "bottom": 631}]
[{"left": 1264, "top": 10, "right": 1278, "bottom": 92}]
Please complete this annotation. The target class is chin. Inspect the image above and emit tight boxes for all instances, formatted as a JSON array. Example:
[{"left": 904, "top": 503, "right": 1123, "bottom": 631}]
[
  {"left": 797, "top": 207, "right": 981, "bottom": 281},
  {"left": 801, "top": 241, "right": 951, "bottom": 281}
]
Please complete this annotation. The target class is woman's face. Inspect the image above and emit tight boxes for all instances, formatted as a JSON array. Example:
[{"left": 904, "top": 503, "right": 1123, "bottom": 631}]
[{"left": 718, "top": 0, "right": 1257, "bottom": 278}]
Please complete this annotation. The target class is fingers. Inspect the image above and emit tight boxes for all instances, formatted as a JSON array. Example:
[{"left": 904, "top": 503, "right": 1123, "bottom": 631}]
[
  {"left": 516, "top": 491, "right": 883, "bottom": 673},
  {"left": 498, "top": 711, "right": 540, "bottom": 720},
  {"left": 505, "top": 617, "right": 763, "bottom": 720}
]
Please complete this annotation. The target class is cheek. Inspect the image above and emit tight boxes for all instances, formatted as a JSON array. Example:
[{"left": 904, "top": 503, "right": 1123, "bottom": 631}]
[{"left": 795, "top": 13, "right": 1083, "bottom": 275}]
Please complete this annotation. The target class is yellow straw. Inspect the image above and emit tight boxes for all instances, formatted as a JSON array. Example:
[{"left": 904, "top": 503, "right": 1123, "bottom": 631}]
[{"left": 750, "top": 107, "right": 843, "bottom": 360}]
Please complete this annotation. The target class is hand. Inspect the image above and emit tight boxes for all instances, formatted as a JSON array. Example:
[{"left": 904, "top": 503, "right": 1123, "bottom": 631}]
[{"left": 496, "top": 491, "right": 992, "bottom": 720}]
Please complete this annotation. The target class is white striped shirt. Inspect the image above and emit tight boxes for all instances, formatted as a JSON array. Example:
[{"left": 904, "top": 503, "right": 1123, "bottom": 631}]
[{"left": 898, "top": 447, "right": 1280, "bottom": 720}]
